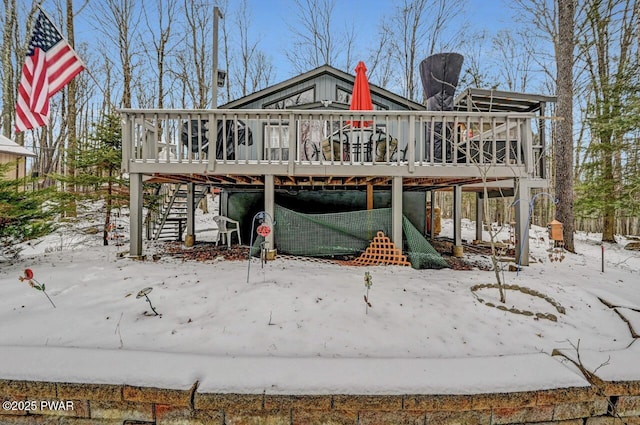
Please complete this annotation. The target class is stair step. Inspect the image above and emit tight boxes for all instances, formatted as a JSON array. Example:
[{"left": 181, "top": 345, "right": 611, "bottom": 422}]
[{"left": 149, "top": 182, "right": 211, "bottom": 241}]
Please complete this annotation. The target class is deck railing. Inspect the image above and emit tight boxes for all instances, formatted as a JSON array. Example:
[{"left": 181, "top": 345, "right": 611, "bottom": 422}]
[{"left": 120, "top": 109, "right": 543, "bottom": 179}]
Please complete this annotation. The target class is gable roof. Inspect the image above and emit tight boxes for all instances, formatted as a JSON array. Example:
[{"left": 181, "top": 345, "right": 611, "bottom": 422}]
[
  {"left": 220, "top": 64, "right": 426, "bottom": 111},
  {"left": 0, "top": 134, "right": 36, "bottom": 157}
]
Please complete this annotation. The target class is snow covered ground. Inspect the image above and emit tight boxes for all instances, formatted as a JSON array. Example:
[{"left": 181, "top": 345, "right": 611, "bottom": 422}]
[{"left": 0, "top": 196, "right": 639, "bottom": 394}]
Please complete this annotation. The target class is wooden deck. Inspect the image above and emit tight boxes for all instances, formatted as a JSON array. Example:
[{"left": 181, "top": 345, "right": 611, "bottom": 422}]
[{"left": 121, "top": 108, "right": 544, "bottom": 187}]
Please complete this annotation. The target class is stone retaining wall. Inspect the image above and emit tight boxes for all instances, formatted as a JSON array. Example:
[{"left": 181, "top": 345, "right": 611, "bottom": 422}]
[{"left": 1, "top": 380, "right": 639, "bottom": 424}]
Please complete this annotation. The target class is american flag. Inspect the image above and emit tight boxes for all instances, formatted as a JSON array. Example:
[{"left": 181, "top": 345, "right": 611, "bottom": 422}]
[{"left": 15, "top": 11, "right": 85, "bottom": 133}]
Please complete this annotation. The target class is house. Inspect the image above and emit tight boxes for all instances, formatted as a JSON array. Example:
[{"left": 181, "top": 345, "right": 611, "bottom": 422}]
[
  {"left": 120, "top": 64, "right": 555, "bottom": 266},
  {"left": 0, "top": 135, "right": 36, "bottom": 181}
]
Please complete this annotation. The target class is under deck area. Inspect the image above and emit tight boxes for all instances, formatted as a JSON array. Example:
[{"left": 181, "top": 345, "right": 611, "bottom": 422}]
[{"left": 122, "top": 108, "right": 549, "bottom": 266}]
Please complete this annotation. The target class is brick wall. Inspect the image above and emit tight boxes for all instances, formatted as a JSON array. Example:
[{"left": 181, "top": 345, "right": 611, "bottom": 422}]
[{"left": 1, "top": 379, "right": 639, "bottom": 425}]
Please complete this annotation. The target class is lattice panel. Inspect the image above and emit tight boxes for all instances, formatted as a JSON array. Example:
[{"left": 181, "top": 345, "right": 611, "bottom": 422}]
[{"left": 350, "top": 231, "right": 411, "bottom": 267}]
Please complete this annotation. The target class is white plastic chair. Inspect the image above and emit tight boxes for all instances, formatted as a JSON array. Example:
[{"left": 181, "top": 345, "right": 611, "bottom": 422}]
[{"left": 213, "top": 216, "right": 242, "bottom": 247}]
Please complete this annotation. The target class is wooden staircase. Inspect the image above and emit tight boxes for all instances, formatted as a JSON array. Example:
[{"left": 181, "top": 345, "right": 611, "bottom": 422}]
[{"left": 146, "top": 184, "right": 208, "bottom": 241}]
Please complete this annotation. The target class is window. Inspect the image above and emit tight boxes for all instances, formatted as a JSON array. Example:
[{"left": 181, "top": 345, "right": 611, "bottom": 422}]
[
  {"left": 264, "top": 87, "right": 315, "bottom": 109},
  {"left": 264, "top": 123, "right": 289, "bottom": 160},
  {"left": 335, "top": 86, "right": 387, "bottom": 110},
  {"left": 336, "top": 87, "right": 351, "bottom": 104},
  {"left": 299, "top": 119, "right": 331, "bottom": 161}
]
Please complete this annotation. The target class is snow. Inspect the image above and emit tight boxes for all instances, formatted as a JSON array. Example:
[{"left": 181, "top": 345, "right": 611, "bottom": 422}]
[
  {"left": 1, "top": 196, "right": 639, "bottom": 394},
  {"left": 0, "top": 347, "right": 588, "bottom": 395}
]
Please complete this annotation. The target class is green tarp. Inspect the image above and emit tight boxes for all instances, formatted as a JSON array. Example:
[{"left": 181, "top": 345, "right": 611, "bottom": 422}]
[{"left": 254, "top": 205, "right": 448, "bottom": 269}]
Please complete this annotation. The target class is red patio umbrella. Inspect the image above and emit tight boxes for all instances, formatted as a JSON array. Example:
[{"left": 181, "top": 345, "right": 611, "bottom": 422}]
[{"left": 348, "top": 61, "right": 373, "bottom": 128}]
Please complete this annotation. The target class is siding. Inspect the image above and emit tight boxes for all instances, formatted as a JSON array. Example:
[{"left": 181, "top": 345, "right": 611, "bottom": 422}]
[
  {"left": 0, "top": 153, "right": 27, "bottom": 180},
  {"left": 236, "top": 74, "right": 410, "bottom": 111}
]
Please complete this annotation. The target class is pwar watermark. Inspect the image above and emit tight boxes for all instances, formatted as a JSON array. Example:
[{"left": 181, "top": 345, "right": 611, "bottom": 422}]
[{"left": 3, "top": 400, "right": 75, "bottom": 411}]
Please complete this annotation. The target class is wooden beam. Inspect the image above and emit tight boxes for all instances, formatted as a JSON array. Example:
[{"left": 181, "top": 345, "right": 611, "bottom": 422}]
[
  {"left": 191, "top": 174, "right": 208, "bottom": 183},
  {"left": 366, "top": 183, "right": 374, "bottom": 210},
  {"left": 232, "top": 175, "right": 251, "bottom": 183},
  {"left": 371, "top": 177, "right": 391, "bottom": 185}
]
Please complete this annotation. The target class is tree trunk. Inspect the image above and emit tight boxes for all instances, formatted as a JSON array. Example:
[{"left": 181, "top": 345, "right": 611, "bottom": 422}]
[
  {"left": 1, "top": 0, "right": 16, "bottom": 137},
  {"left": 601, "top": 150, "right": 616, "bottom": 242},
  {"left": 554, "top": 0, "right": 576, "bottom": 252},
  {"left": 66, "top": 0, "right": 78, "bottom": 215},
  {"left": 104, "top": 169, "right": 114, "bottom": 246}
]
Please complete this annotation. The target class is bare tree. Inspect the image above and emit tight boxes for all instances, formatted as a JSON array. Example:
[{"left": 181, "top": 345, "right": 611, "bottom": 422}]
[
  {"left": 90, "top": 0, "right": 139, "bottom": 108},
  {"left": 511, "top": 0, "right": 560, "bottom": 88},
  {"left": 142, "top": 0, "right": 178, "bottom": 109},
  {"left": 366, "top": 24, "right": 395, "bottom": 89},
  {"left": 458, "top": 30, "right": 496, "bottom": 89},
  {"left": 286, "top": 0, "right": 335, "bottom": 72},
  {"left": 384, "top": 0, "right": 468, "bottom": 101},
  {"left": 249, "top": 51, "right": 274, "bottom": 93},
  {"left": 234, "top": 0, "right": 258, "bottom": 97},
  {"left": 425, "top": 0, "right": 468, "bottom": 55},
  {"left": 286, "top": 0, "right": 355, "bottom": 74},
  {"left": 173, "top": 0, "right": 211, "bottom": 108},
  {"left": 492, "top": 29, "right": 533, "bottom": 92},
  {"left": 393, "top": 0, "right": 428, "bottom": 99},
  {"left": 229, "top": 0, "right": 274, "bottom": 98}
]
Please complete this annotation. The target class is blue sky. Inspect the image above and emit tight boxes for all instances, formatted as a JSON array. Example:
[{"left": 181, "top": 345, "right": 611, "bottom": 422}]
[
  {"left": 218, "top": 0, "right": 513, "bottom": 83},
  {"left": 44, "top": 0, "right": 533, "bottom": 105},
  {"left": 64, "top": 0, "right": 513, "bottom": 78}
]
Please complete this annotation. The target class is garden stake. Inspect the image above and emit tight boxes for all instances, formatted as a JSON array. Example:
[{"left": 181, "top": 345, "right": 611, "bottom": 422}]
[
  {"left": 136, "top": 287, "right": 159, "bottom": 316},
  {"left": 246, "top": 211, "right": 275, "bottom": 282}
]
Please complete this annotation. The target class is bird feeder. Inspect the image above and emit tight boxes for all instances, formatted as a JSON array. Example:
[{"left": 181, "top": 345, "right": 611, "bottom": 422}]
[
  {"left": 547, "top": 220, "right": 563, "bottom": 242},
  {"left": 547, "top": 219, "right": 565, "bottom": 262}
]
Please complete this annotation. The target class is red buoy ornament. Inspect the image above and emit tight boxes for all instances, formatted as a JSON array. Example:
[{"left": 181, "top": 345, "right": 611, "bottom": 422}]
[{"left": 256, "top": 224, "right": 271, "bottom": 237}]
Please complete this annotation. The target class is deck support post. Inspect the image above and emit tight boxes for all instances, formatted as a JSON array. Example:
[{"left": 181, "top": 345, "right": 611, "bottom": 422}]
[
  {"left": 391, "top": 176, "right": 403, "bottom": 247},
  {"left": 264, "top": 174, "right": 275, "bottom": 249},
  {"left": 514, "top": 177, "right": 531, "bottom": 266},
  {"left": 453, "top": 185, "right": 463, "bottom": 257},
  {"left": 129, "top": 173, "right": 143, "bottom": 257},
  {"left": 185, "top": 183, "right": 195, "bottom": 246},
  {"left": 429, "top": 190, "right": 436, "bottom": 239},
  {"left": 366, "top": 183, "right": 374, "bottom": 210},
  {"left": 476, "top": 192, "right": 483, "bottom": 242}
]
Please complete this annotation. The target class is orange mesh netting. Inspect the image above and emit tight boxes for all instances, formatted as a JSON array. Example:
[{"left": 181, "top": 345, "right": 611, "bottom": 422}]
[{"left": 350, "top": 231, "right": 411, "bottom": 267}]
